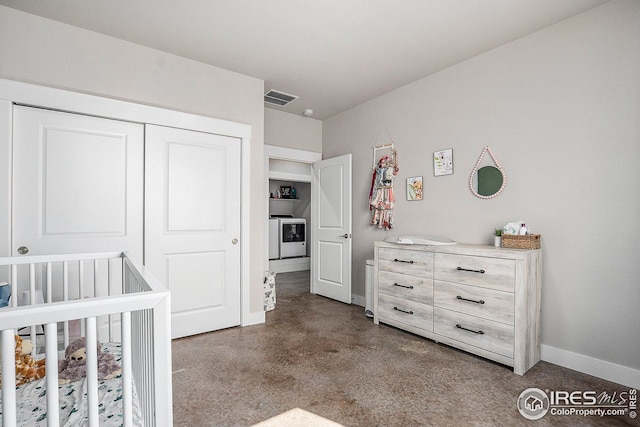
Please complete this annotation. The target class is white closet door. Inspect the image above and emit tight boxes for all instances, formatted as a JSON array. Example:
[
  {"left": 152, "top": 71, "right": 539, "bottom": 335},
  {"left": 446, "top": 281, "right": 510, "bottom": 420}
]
[
  {"left": 145, "top": 125, "right": 241, "bottom": 339},
  {"left": 12, "top": 106, "right": 144, "bottom": 259}
]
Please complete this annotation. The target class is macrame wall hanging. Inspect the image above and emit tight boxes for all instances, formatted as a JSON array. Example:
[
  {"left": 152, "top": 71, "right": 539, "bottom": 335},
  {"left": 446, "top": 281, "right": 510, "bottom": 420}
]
[{"left": 369, "top": 136, "right": 399, "bottom": 231}]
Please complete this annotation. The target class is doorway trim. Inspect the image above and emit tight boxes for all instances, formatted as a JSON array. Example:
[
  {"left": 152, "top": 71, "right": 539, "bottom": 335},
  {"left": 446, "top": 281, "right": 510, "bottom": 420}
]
[{"left": 0, "top": 78, "right": 256, "bottom": 327}]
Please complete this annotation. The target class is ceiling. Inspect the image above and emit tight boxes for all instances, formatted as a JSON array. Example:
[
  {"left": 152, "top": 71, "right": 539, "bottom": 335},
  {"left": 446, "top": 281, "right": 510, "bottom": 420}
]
[{"left": 0, "top": 0, "right": 608, "bottom": 120}]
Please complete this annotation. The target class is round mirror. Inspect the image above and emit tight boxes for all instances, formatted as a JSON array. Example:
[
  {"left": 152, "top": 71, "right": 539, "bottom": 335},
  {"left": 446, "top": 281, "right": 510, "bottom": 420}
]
[
  {"left": 475, "top": 166, "right": 503, "bottom": 196},
  {"left": 469, "top": 146, "right": 507, "bottom": 199}
]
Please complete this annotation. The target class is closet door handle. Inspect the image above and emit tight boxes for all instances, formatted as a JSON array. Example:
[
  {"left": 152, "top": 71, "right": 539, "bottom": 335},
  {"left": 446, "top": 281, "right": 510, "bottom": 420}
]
[
  {"left": 456, "top": 296, "right": 485, "bottom": 305},
  {"left": 456, "top": 324, "right": 484, "bottom": 335},
  {"left": 342, "top": 233, "right": 352, "bottom": 238},
  {"left": 393, "top": 307, "right": 414, "bottom": 315},
  {"left": 393, "top": 283, "right": 414, "bottom": 289},
  {"left": 394, "top": 258, "right": 414, "bottom": 264},
  {"left": 456, "top": 267, "right": 485, "bottom": 274}
]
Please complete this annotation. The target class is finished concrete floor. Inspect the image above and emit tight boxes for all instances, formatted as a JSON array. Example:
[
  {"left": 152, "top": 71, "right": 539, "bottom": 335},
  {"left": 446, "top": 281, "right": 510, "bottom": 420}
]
[{"left": 172, "top": 271, "right": 637, "bottom": 426}]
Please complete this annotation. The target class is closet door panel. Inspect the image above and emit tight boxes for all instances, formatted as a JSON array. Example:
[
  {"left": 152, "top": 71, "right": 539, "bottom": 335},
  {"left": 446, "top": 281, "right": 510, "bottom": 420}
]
[
  {"left": 166, "top": 141, "right": 224, "bottom": 232},
  {"left": 145, "top": 125, "right": 241, "bottom": 338},
  {"left": 12, "top": 106, "right": 144, "bottom": 259}
]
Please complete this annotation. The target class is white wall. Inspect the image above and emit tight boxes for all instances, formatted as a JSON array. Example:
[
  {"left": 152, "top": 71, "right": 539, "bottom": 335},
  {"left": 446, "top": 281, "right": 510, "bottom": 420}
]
[
  {"left": 323, "top": 0, "right": 640, "bottom": 377},
  {"left": 265, "top": 108, "right": 322, "bottom": 152},
  {"left": 0, "top": 6, "right": 266, "bottom": 315}
]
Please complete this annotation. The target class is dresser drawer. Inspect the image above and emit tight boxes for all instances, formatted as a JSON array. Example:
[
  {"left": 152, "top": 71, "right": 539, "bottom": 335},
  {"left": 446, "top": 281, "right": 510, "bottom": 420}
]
[
  {"left": 378, "top": 270, "right": 433, "bottom": 304},
  {"left": 434, "top": 253, "right": 515, "bottom": 292},
  {"left": 378, "top": 248, "right": 433, "bottom": 278},
  {"left": 434, "top": 308, "right": 514, "bottom": 358},
  {"left": 378, "top": 293, "right": 433, "bottom": 332},
  {"left": 434, "top": 280, "right": 514, "bottom": 325}
]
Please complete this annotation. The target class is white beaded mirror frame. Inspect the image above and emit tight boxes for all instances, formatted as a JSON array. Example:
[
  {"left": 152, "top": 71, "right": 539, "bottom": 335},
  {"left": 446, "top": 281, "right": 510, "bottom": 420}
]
[{"left": 469, "top": 146, "right": 507, "bottom": 199}]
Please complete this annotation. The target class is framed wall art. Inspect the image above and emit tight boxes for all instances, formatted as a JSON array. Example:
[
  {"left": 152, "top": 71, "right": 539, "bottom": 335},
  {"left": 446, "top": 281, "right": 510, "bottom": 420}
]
[
  {"left": 434, "top": 148, "right": 453, "bottom": 176},
  {"left": 406, "top": 176, "right": 423, "bottom": 201},
  {"left": 280, "top": 185, "right": 292, "bottom": 199}
]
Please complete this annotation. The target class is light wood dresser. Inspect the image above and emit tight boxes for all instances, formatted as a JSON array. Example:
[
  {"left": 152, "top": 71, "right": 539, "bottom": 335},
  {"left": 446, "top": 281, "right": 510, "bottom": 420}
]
[{"left": 374, "top": 241, "right": 542, "bottom": 375}]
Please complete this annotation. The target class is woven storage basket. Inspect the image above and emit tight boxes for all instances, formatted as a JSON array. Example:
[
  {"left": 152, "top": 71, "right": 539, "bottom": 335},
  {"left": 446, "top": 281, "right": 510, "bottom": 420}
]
[{"left": 501, "top": 234, "right": 541, "bottom": 249}]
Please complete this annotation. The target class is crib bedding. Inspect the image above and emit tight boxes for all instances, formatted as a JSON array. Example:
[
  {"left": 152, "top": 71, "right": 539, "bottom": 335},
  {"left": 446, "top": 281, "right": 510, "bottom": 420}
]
[{"left": 0, "top": 343, "right": 143, "bottom": 427}]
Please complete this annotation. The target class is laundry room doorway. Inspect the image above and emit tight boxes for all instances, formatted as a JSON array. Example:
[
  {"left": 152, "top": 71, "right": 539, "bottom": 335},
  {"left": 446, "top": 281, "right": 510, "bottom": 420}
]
[{"left": 264, "top": 145, "right": 353, "bottom": 304}]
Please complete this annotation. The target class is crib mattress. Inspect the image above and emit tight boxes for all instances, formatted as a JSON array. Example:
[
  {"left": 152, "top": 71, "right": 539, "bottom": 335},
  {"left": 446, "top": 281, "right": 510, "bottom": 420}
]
[{"left": 0, "top": 343, "right": 143, "bottom": 427}]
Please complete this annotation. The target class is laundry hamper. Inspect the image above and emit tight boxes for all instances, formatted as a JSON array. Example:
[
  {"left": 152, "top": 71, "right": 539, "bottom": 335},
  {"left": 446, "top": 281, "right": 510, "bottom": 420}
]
[{"left": 264, "top": 271, "right": 276, "bottom": 311}]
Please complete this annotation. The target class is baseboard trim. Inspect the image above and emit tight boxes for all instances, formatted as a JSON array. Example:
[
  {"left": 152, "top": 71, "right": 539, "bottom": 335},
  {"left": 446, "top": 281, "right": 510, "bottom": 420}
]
[
  {"left": 541, "top": 344, "right": 639, "bottom": 389},
  {"left": 269, "top": 257, "right": 310, "bottom": 274},
  {"left": 351, "top": 294, "right": 365, "bottom": 307}
]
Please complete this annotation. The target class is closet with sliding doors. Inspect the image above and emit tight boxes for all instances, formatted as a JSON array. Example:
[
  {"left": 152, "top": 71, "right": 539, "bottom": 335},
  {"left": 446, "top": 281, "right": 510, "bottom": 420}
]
[{"left": 0, "top": 78, "right": 252, "bottom": 339}]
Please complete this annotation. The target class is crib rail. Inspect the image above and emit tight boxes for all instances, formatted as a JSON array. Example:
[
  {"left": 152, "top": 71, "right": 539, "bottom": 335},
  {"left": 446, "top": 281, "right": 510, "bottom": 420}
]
[{"left": 0, "top": 252, "right": 172, "bottom": 427}]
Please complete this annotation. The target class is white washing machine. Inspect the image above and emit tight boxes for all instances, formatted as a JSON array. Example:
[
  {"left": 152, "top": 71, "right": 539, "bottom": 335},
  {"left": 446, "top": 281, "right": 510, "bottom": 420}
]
[{"left": 278, "top": 218, "right": 306, "bottom": 258}]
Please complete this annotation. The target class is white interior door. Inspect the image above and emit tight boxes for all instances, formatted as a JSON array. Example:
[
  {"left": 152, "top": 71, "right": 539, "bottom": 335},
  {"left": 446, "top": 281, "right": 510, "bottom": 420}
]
[
  {"left": 12, "top": 106, "right": 144, "bottom": 259},
  {"left": 311, "top": 154, "right": 352, "bottom": 303},
  {"left": 145, "top": 125, "right": 241, "bottom": 339}
]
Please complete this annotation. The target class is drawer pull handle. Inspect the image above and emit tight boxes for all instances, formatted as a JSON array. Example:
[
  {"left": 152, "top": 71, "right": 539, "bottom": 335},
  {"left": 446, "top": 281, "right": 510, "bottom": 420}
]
[
  {"left": 393, "top": 306, "right": 414, "bottom": 315},
  {"left": 456, "top": 295, "right": 485, "bottom": 305},
  {"left": 394, "top": 258, "right": 414, "bottom": 264},
  {"left": 456, "top": 267, "right": 485, "bottom": 274},
  {"left": 456, "top": 324, "right": 484, "bottom": 335},
  {"left": 393, "top": 283, "right": 414, "bottom": 289}
]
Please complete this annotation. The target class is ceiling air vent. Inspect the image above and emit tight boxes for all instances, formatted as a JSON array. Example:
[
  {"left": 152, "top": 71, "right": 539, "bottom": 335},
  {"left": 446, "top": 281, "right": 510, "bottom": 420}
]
[{"left": 264, "top": 89, "right": 298, "bottom": 107}]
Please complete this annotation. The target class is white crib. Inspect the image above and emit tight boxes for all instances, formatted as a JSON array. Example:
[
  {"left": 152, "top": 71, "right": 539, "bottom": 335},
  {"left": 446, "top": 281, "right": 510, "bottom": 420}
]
[{"left": 0, "top": 252, "right": 172, "bottom": 426}]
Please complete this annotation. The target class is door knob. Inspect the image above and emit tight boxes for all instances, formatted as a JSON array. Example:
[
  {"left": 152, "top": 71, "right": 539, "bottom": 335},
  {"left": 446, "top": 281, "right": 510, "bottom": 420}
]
[
  {"left": 232, "top": 238, "right": 238, "bottom": 245},
  {"left": 17, "top": 246, "right": 29, "bottom": 255},
  {"left": 342, "top": 234, "right": 352, "bottom": 239}
]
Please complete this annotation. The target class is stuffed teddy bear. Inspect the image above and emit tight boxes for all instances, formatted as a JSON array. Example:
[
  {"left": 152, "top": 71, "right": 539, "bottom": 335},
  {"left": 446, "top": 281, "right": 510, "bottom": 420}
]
[
  {"left": 0, "top": 335, "right": 46, "bottom": 387},
  {"left": 58, "top": 337, "right": 121, "bottom": 384}
]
